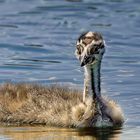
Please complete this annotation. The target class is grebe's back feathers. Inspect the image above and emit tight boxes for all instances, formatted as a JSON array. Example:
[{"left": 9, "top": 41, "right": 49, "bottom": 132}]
[{"left": 0, "top": 83, "right": 124, "bottom": 127}]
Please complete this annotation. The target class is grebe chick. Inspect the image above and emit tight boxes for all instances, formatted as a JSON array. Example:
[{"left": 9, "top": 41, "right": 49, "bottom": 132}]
[
  {"left": 75, "top": 31, "right": 124, "bottom": 126},
  {"left": 0, "top": 32, "right": 124, "bottom": 127}
]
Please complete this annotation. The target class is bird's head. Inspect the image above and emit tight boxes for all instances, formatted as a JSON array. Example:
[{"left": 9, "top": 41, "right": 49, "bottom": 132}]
[{"left": 75, "top": 31, "right": 105, "bottom": 67}]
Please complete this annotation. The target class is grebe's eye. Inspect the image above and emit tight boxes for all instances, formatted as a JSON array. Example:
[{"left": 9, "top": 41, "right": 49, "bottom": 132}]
[
  {"left": 88, "top": 45, "right": 100, "bottom": 55},
  {"left": 94, "top": 47, "right": 99, "bottom": 54},
  {"left": 100, "top": 44, "right": 105, "bottom": 48},
  {"left": 89, "top": 47, "right": 95, "bottom": 54}
]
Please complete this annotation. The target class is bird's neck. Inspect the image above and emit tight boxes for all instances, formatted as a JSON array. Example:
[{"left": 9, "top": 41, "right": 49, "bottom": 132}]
[{"left": 84, "top": 61, "right": 101, "bottom": 100}]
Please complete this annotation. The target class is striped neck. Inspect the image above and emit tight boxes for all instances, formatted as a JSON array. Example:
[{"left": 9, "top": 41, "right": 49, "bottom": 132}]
[
  {"left": 91, "top": 61, "right": 101, "bottom": 99},
  {"left": 84, "top": 61, "right": 101, "bottom": 100}
]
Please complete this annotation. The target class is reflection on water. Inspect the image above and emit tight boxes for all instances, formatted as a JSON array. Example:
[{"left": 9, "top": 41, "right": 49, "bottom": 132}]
[
  {"left": 0, "top": 126, "right": 122, "bottom": 140},
  {"left": 0, "top": 0, "right": 140, "bottom": 139}
]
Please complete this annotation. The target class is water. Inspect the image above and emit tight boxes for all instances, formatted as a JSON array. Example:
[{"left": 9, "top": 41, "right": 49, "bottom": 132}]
[{"left": 0, "top": 0, "right": 140, "bottom": 139}]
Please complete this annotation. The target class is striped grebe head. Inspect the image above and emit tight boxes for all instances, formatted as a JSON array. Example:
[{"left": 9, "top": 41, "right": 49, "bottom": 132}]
[{"left": 75, "top": 31, "right": 105, "bottom": 67}]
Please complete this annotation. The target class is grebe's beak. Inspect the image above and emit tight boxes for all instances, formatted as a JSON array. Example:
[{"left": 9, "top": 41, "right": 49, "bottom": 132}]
[{"left": 80, "top": 53, "right": 95, "bottom": 67}]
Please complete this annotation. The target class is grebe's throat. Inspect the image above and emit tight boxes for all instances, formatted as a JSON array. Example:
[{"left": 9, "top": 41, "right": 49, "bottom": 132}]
[
  {"left": 91, "top": 61, "right": 101, "bottom": 99},
  {"left": 83, "top": 60, "right": 101, "bottom": 101}
]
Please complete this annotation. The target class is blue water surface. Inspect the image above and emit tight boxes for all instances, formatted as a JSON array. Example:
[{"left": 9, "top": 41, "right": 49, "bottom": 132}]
[{"left": 0, "top": 0, "right": 140, "bottom": 139}]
